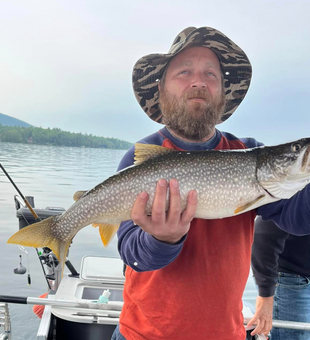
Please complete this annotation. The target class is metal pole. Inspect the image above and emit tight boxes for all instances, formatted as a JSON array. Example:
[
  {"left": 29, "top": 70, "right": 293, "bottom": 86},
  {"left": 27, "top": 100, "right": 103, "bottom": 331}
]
[
  {"left": 244, "top": 317, "right": 310, "bottom": 331},
  {"left": 0, "top": 295, "right": 123, "bottom": 313},
  {"left": 272, "top": 319, "right": 310, "bottom": 331}
]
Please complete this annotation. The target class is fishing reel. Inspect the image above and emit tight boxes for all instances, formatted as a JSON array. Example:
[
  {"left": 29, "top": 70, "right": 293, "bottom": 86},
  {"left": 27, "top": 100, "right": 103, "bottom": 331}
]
[{"left": 38, "top": 247, "right": 59, "bottom": 281}]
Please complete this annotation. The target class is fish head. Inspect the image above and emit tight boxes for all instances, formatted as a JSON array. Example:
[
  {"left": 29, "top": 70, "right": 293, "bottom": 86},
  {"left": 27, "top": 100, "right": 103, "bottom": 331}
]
[{"left": 257, "top": 138, "right": 310, "bottom": 199}]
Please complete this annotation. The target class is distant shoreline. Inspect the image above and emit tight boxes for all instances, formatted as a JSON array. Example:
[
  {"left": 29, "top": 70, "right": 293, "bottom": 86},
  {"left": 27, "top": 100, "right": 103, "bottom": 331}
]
[
  {"left": 0, "top": 140, "right": 131, "bottom": 151},
  {"left": 0, "top": 124, "right": 132, "bottom": 150}
]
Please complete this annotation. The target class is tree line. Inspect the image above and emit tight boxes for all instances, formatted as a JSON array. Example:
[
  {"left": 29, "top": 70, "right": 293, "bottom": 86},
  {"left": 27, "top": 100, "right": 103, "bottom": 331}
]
[{"left": 0, "top": 124, "right": 132, "bottom": 150}]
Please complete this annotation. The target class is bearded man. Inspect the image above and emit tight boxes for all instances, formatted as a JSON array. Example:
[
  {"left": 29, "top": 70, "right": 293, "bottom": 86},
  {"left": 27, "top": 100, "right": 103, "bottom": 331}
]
[{"left": 111, "top": 27, "right": 310, "bottom": 340}]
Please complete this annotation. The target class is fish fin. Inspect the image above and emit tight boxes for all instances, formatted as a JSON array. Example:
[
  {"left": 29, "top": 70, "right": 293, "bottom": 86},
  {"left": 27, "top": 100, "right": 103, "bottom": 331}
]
[
  {"left": 48, "top": 238, "right": 71, "bottom": 275},
  {"left": 73, "top": 190, "right": 87, "bottom": 201},
  {"left": 92, "top": 223, "right": 119, "bottom": 247},
  {"left": 260, "top": 181, "right": 302, "bottom": 199},
  {"left": 134, "top": 143, "right": 175, "bottom": 165},
  {"left": 234, "top": 195, "right": 265, "bottom": 214},
  {"left": 7, "top": 215, "right": 70, "bottom": 276}
]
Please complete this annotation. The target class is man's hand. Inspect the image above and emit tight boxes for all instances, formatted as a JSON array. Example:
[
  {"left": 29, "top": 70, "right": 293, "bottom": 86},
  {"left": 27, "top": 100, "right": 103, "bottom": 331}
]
[
  {"left": 131, "top": 178, "right": 197, "bottom": 244},
  {"left": 247, "top": 296, "right": 274, "bottom": 336}
]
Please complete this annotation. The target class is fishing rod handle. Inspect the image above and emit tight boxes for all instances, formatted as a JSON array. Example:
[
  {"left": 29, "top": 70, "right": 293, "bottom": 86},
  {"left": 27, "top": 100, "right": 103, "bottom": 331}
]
[{"left": 0, "top": 296, "right": 27, "bottom": 305}]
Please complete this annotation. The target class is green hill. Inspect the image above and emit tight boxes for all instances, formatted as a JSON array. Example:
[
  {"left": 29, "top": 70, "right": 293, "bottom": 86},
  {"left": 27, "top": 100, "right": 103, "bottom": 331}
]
[
  {"left": 0, "top": 113, "right": 32, "bottom": 128},
  {"left": 0, "top": 113, "right": 132, "bottom": 149},
  {"left": 0, "top": 124, "right": 132, "bottom": 150}
]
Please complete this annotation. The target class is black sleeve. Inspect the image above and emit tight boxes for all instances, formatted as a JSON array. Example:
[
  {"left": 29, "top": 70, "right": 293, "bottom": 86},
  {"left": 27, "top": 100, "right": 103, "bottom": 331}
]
[{"left": 251, "top": 216, "right": 289, "bottom": 297}]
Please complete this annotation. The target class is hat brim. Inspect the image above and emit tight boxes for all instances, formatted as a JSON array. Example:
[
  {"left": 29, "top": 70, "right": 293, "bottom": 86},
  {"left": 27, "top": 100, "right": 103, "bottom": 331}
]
[{"left": 132, "top": 27, "right": 252, "bottom": 124}]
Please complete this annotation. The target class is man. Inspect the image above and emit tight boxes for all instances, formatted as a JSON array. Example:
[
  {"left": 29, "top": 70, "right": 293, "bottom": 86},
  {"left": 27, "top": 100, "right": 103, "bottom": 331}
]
[
  {"left": 112, "top": 26, "right": 310, "bottom": 340},
  {"left": 251, "top": 217, "right": 310, "bottom": 339}
]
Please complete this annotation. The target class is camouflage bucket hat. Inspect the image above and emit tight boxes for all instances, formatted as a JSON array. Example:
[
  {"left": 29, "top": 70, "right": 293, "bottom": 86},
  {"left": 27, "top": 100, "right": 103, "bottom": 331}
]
[{"left": 132, "top": 26, "right": 252, "bottom": 124}]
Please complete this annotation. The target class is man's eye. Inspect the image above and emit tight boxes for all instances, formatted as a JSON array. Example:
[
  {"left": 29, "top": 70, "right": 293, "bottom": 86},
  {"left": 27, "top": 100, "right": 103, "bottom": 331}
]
[
  {"left": 206, "top": 71, "right": 216, "bottom": 77},
  {"left": 180, "top": 70, "right": 189, "bottom": 74}
]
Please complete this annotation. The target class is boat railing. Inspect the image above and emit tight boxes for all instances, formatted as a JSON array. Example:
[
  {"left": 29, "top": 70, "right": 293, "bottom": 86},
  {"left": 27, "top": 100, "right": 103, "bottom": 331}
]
[
  {"left": 244, "top": 317, "right": 310, "bottom": 331},
  {"left": 0, "top": 303, "right": 11, "bottom": 340}
]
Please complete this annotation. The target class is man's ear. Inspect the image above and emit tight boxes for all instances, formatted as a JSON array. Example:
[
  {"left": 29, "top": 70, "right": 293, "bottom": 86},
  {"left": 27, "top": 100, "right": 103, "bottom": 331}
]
[{"left": 157, "top": 81, "right": 161, "bottom": 92}]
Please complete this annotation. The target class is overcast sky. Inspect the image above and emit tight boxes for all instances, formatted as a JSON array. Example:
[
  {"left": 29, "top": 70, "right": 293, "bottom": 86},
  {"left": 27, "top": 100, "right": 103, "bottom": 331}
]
[{"left": 0, "top": 0, "right": 309, "bottom": 145}]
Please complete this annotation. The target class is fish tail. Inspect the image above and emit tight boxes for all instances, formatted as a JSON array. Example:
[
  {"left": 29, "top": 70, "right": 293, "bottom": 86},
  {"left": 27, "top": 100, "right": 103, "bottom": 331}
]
[{"left": 7, "top": 216, "right": 70, "bottom": 275}]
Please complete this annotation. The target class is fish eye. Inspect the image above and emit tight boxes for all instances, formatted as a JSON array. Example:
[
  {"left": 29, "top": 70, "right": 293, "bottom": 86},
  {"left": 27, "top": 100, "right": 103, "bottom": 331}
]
[{"left": 292, "top": 143, "right": 302, "bottom": 152}]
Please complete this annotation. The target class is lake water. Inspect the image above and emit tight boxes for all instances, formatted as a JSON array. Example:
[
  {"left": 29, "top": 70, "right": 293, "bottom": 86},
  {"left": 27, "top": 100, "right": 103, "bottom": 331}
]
[{"left": 0, "top": 141, "right": 257, "bottom": 339}]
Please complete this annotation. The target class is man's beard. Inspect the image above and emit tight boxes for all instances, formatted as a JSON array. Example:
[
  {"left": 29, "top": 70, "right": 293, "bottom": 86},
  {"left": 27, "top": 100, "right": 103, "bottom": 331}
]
[{"left": 159, "top": 88, "right": 226, "bottom": 141}]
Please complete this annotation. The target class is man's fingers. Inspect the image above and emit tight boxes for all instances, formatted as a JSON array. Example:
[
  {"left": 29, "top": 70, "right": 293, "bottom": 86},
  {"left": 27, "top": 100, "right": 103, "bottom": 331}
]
[
  {"left": 264, "top": 320, "right": 272, "bottom": 336},
  {"left": 131, "top": 181, "right": 197, "bottom": 243},
  {"left": 180, "top": 190, "right": 197, "bottom": 225},
  {"left": 151, "top": 179, "right": 168, "bottom": 224},
  {"left": 249, "top": 317, "right": 266, "bottom": 336},
  {"left": 251, "top": 321, "right": 264, "bottom": 336},
  {"left": 247, "top": 316, "right": 260, "bottom": 335},
  {"left": 131, "top": 191, "right": 149, "bottom": 228},
  {"left": 246, "top": 317, "right": 255, "bottom": 328},
  {"left": 166, "top": 179, "right": 181, "bottom": 223},
  {"left": 250, "top": 319, "right": 272, "bottom": 336}
]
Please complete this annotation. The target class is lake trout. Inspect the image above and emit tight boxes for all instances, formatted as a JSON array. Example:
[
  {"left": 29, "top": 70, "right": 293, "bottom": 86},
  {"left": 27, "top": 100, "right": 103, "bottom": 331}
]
[{"left": 7, "top": 139, "right": 310, "bottom": 272}]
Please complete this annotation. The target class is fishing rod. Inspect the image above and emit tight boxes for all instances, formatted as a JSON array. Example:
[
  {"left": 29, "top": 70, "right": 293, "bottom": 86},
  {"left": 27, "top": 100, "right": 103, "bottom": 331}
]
[
  {"left": 1, "top": 294, "right": 310, "bottom": 331},
  {"left": 0, "top": 295, "right": 123, "bottom": 315},
  {"left": 0, "top": 164, "right": 39, "bottom": 221},
  {"left": 0, "top": 163, "right": 50, "bottom": 289}
]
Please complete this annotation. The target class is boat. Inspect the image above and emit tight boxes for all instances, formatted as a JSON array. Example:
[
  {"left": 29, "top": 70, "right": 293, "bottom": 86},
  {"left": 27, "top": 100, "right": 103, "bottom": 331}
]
[
  {"left": 1, "top": 195, "right": 310, "bottom": 340},
  {"left": 1, "top": 195, "right": 125, "bottom": 340}
]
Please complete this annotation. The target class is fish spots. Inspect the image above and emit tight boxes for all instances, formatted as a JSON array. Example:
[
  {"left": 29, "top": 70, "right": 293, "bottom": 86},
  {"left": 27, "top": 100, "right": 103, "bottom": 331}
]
[{"left": 45, "top": 146, "right": 269, "bottom": 242}]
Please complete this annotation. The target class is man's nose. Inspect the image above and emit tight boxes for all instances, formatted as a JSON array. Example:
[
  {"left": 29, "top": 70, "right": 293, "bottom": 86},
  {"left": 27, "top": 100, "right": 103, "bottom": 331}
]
[{"left": 190, "top": 73, "right": 207, "bottom": 88}]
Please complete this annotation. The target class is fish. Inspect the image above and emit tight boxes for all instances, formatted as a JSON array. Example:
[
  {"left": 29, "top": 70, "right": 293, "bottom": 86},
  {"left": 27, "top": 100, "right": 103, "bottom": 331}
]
[{"left": 7, "top": 138, "right": 310, "bottom": 272}]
